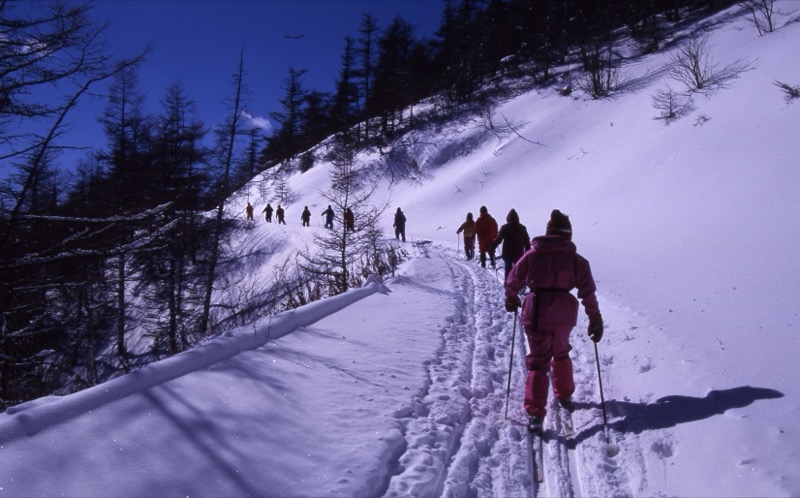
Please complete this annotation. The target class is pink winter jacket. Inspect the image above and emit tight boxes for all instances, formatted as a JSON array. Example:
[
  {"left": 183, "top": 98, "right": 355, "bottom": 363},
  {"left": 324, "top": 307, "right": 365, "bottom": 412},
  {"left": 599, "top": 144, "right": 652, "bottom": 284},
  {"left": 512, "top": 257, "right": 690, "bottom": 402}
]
[{"left": 505, "top": 235, "right": 599, "bottom": 330}]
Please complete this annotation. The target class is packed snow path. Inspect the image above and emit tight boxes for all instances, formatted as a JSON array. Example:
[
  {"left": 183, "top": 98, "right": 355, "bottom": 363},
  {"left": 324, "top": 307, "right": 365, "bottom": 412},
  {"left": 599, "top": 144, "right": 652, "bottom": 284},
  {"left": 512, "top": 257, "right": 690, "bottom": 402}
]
[{"left": 384, "top": 243, "right": 653, "bottom": 498}]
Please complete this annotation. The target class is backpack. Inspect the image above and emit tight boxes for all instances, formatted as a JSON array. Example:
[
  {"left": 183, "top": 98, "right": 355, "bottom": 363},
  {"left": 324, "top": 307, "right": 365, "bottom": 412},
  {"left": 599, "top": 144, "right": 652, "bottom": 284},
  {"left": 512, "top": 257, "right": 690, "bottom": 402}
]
[{"left": 463, "top": 221, "right": 474, "bottom": 238}]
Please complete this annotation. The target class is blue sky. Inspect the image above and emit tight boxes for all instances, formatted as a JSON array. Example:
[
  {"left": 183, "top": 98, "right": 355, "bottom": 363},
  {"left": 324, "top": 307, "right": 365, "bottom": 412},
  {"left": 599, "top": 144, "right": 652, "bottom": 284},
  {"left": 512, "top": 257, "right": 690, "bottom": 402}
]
[{"left": 72, "top": 0, "right": 444, "bottom": 159}]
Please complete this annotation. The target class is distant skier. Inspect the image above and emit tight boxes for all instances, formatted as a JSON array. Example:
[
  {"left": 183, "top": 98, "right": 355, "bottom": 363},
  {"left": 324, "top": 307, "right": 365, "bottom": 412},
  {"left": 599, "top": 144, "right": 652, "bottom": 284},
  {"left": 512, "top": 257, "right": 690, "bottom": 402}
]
[
  {"left": 245, "top": 202, "right": 254, "bottom": 222},
  {"left": 456, "top": 212, "right": 476, "bottom": 261},
  {"left": 393, "top": 207, "right": 407, "bottom": 242},
  {"left": 490, "top": 208, "right": 531, "bottom": 280},
  {"left": 473, "top": 206, "right": 498, "bottom": 269},
  {"left": 322, "top": 205, "right": 335, "bottom": 229},
  {"left": 301, "top": 206, "right": 312, "bottom": 227},
  {"left": 263, "top": 203, "right": 273, "bottom": 222},
  {"left": 276, "top": 205, "right": 286, "bottom": 225},
  {"left": 504, "top": 209, "right": 603, "bottom": 432},
  {"left": 345, "top": 207, "right": 355, "bottom": 232}
]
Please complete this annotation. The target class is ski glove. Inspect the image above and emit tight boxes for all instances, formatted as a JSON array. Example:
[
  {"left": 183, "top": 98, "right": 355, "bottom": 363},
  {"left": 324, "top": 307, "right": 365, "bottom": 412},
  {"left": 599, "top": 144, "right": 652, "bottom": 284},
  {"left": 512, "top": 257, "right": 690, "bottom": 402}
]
[
  {"left": 588, "top": 313, "right": 604, "bottom": 343},
  {"left": 505, "top": 295, "right": 521, "bottom": 313}
]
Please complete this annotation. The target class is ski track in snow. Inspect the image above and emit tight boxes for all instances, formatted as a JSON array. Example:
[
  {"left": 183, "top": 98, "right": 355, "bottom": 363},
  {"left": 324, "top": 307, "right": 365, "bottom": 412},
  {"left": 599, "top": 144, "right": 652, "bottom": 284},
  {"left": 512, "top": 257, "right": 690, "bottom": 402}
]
[{"left": 383, "top": 244, "right": 669, "bottom": 497}]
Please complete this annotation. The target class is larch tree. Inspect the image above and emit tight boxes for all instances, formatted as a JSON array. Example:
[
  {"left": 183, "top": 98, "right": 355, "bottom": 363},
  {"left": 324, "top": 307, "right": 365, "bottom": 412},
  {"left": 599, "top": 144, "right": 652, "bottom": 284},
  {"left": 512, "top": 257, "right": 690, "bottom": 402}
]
[
  {"left": 199, "top": 49, "right": 248, "bottom": 337},
  {"left": 298, "top": 135, "right": 387, "bottom": 296},
  {"left": 331, "top": 36, "right": 361, "bottom": 140}
]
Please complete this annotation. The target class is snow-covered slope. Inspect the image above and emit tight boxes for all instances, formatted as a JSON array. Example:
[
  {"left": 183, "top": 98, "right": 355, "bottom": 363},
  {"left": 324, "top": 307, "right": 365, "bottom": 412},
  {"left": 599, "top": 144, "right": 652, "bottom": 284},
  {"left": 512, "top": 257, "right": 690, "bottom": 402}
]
[{"left": 1, "top": 3, "right": 799, "bottom": 496}]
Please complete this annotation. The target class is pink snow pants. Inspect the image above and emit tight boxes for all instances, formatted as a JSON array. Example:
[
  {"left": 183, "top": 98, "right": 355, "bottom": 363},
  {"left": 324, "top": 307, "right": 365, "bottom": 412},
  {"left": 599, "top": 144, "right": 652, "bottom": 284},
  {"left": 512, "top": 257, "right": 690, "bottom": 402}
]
[{"left": 524, "top": 325, "right": 575, "bottom": 418}]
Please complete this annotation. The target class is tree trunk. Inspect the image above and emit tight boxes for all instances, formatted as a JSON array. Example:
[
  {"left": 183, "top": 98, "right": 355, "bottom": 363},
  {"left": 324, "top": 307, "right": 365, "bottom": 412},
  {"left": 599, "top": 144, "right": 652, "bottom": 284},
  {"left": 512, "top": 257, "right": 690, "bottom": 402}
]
[
  {"left": 117, "top": 253, "right": 130, "bottom": 373},
  {"left": 199, "top": 51, "right": 245, "bottom": 335}
]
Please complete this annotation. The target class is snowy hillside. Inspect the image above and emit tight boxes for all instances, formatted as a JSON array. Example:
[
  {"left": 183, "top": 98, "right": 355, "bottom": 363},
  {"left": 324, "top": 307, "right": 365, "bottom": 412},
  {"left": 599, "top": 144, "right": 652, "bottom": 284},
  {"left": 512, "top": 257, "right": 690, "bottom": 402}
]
[{"left": 1, "top": 3, "right": 800, "bottom": 497}]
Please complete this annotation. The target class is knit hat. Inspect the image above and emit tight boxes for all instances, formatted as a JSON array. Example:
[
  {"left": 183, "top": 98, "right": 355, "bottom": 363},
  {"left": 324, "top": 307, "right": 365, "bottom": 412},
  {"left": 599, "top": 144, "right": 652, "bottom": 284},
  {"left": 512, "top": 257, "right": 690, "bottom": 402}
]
[{"left": 546, "top": 209, "right": 572, "bottom": 238}]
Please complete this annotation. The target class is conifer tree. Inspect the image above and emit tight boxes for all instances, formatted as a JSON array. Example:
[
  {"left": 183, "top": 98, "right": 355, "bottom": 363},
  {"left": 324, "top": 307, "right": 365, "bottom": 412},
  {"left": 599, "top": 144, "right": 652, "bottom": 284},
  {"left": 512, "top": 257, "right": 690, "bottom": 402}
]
[
  {"left": 356, "top": 13, "right": 379, "bottom": 141},
  {"left": 331, "top": 36, "right": 361, "bottom": 139},
  {"left": 298, "top": 135, "right": 386, "bottom": 295},
  {"left": 137, "top": 81, "right": 210, "bottom": 355},
  {"left": 265, "top": 68, "right": 308, "bottom": 164},
  {"left": 96, "top": 65, "right": 152, "bottom": 213},
  {"left": 371, "top": 15, "right": 417, "bottom": 138}
]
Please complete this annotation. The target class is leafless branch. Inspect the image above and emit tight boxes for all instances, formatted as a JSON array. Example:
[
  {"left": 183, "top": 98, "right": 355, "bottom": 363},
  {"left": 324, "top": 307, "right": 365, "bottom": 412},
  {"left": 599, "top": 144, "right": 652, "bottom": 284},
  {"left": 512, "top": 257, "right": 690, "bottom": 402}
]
[{"left": 774, "top": 80, "right": 800, "bottom": 103}]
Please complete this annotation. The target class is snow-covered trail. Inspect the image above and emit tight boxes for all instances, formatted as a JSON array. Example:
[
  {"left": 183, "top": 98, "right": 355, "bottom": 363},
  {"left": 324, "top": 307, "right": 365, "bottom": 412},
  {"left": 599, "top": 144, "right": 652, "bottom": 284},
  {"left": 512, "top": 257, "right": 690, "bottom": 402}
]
[
  {"left": 382, "top": 243, "right": 530, "bottom": 497},
  {"left": 0, "top": 242, "right": 700, "bottom": 497},
  {"left": 384, "top": 244, "right": 659, "bottom": 498}
]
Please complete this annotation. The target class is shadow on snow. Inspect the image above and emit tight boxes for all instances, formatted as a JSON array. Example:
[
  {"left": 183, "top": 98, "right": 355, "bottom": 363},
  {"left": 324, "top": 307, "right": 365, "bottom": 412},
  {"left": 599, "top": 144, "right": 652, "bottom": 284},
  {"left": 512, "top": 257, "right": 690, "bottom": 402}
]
[{"left": 570, "top": 385, "right": 784, "bottom": 444}]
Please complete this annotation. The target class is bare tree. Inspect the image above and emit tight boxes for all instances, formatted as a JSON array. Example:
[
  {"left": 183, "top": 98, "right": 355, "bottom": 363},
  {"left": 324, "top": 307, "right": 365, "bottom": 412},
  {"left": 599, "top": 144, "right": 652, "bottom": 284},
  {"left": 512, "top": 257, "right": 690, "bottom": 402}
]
[
  {"left": 667, "top": 33, "right": 755, "bottom": 93},
  {"left": 774, "top": 80, "right": 800, "bottom": 103},
  {"left": 478, "top": 102, "right": 545, "bottom": 147},
  {"left": 1, "top": 2, "right": 113, "bottom": 154},
  {"left": 668, "top": 34, "right": 716, "bottom": 91},
  {"left": 576, "top": 39, "right": 624, "bottom": 99},
  {"left": 1, "top": 203, "right": 177, "bottom": 402},
  {"left": 651, "top": 85, "right": 694, "bottom": 123},
  {"left": 199, "top": 49, "right": 247, "bottom": 336},
  {"left": 741, "top": 0, "right": 776, "bottom": 35},
  {"left": 1, "top": 1, "right": 148, "bottom": 408}
]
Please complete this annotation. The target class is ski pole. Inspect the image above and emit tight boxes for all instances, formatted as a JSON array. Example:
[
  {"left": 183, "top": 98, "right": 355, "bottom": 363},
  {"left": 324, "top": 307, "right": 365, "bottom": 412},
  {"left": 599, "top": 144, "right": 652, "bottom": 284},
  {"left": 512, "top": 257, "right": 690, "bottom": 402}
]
[
  {"left": 504, "top": 310, "right": 518, "bottom": 420},
  {"left": 593, "top": 340, "right": 610, "bottom": 442}
]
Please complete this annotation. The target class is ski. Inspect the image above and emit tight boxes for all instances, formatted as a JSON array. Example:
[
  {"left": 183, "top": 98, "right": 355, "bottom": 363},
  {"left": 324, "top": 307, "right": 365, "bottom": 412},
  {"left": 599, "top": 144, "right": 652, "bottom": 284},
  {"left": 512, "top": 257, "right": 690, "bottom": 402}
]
[
  {"left": 558, "top": 399, "right": 576, "bottom": 438},
  {"left": 528, "top": 426, "right": 544, "bottom": 483},
  {"left": 561, "top": 406, "right": 575, "bottom": 438}
]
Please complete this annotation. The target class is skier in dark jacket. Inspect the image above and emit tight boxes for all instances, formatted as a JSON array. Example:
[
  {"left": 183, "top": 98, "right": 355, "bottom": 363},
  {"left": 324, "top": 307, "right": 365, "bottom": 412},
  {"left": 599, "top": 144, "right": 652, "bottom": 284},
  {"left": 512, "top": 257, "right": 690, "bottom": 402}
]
[
  {"left": 301, "top": 206, "right": 312, "bottom": 227},
  {"left": 263, "top": 203, "right": 273, "bottom": 222},
  {"left": 393, "top": 207, "right": 407, "bottom": 242},
  {"left": 276, "top": 205, "right": 286, "bottom": 225},
  {"left": 322, "top": 205, "right": 335, "bottom": 229},
  {"left": 345, "top": 208, "right": 355, "bottom": 232},
  {"left": 490, "top": 208, "right": 531, "bottom": 280},
  {"left": 245, "top": 202, "right": 254, "bottom": 222}
]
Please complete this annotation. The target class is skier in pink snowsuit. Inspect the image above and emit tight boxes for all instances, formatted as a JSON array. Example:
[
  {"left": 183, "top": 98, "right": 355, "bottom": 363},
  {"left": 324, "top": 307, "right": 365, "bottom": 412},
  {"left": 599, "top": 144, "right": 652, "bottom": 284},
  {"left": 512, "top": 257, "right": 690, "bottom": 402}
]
[{"left": 504, "top": 209, "right": 603, "bottom": 425}]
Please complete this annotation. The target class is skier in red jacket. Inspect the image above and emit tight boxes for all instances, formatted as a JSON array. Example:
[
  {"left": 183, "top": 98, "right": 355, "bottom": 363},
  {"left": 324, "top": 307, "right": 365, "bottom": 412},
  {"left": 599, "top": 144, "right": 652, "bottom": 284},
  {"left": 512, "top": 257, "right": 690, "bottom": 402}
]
[
  {"left": 504, "top": 209, "right": 603, "bottom": 431},
  {"left": 473, "top": 206, "right": 498, "bottom": 268}
]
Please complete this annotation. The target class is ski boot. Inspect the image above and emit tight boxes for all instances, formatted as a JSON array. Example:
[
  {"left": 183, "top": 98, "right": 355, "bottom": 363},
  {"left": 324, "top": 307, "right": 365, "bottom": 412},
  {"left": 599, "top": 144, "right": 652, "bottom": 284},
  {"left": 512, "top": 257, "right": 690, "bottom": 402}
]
[
  {"left": 557, "top": 397, "right": 575, "bottom": 413},
  {"left": 527, "top": 415, "right": 543, "bottom": 433}
]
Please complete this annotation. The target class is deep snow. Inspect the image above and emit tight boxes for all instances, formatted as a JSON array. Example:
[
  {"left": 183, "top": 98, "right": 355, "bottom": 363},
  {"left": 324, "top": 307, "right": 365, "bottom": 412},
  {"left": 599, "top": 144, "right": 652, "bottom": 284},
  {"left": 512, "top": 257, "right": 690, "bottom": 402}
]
[{"left": 1, "top": 3, "right": 800, "bottom": 497}]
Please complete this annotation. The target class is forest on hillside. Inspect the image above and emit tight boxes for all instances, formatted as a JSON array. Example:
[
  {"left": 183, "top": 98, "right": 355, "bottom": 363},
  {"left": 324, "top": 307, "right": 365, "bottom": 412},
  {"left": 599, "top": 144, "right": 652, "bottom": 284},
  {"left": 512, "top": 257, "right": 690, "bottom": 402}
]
[{"left": 0, "top": 0, "right": 754, "bottom": 410}]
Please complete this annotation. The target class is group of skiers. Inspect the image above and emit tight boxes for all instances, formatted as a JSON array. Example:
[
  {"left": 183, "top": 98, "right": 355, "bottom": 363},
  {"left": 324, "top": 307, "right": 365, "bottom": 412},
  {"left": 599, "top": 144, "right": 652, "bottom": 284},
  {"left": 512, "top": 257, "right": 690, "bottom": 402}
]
[
  {"left": 457, "top": 205, "right": 526, "bottom": 273},
  {"left": 458, "top": 206, "right": 604, "bottom": 432},
  {"left": 258, "top": 202, "right": 286, "bottom": 225},
  {"left": 250, "top": 197, "right": 603, "bottom": 432},
  {"left": 317, "top": 205, "right": 356, "bottom": 231},
  {"left": 247, "top": 202, "right": 367, "bottom": 234}
]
